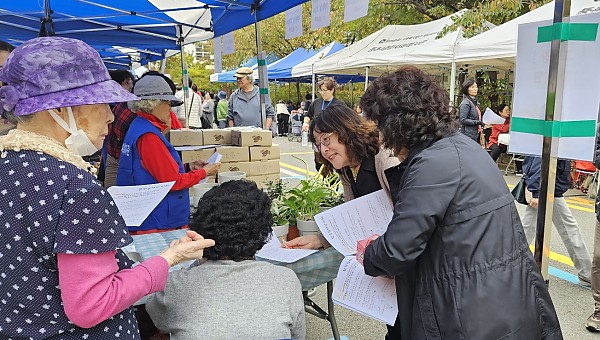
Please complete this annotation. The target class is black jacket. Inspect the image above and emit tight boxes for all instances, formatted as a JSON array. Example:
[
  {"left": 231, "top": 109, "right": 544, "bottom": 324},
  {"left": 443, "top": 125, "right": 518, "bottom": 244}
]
[
  {"left": 306, "top": 97, "right": 346, "bottom": 120},
  {"left": 523, "top": 156, "right": 571, "bottom": 198},
  {"left": 364, "top": 133, "right": 562, "bottom": 339},
  {"left": 458, "top": 95, "right": 481, "bottom": 142}
]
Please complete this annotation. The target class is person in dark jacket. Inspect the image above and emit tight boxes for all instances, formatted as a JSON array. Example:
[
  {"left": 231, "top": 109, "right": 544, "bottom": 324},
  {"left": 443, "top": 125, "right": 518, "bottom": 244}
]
[
  {"left": 521, "top": 156, "right": 592, "bottom": 286},
  {"left": 358, "top": 66, "right": 563, "bottom": 339},
  {"left": 458, "top": 78, "right": 485, "bottom": 143}
]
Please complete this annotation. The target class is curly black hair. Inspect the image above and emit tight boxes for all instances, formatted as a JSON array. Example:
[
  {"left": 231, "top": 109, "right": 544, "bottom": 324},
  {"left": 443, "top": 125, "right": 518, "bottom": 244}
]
[
  {"left": 309, "top": 105, "right": 380, "bottom": 175},
  {"left": 190, "top": 180, "right": 273, "bottom": 261},
  {"left": 360, "top": 66, "right": 459, "bottom": 155}
]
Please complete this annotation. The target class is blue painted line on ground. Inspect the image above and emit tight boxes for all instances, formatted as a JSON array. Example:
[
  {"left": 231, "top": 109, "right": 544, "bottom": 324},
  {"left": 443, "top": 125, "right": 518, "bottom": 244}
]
[
  {"left": 281, "top": 175, "right": 306, "bottom": 179},
  {"left": 549, "top": 265, "right": 589, "bottom": 288}
]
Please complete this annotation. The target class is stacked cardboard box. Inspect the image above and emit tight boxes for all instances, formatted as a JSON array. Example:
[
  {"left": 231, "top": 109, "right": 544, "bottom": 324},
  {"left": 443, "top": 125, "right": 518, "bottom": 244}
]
[{"left": 171, "top": 128, "right": 280, "bottom": 188}]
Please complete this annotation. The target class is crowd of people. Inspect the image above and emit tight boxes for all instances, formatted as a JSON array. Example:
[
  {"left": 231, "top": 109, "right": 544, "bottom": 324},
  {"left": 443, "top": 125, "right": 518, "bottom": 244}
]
[{"left": 1, "top": 35, "right": 599, "bottom": 340}]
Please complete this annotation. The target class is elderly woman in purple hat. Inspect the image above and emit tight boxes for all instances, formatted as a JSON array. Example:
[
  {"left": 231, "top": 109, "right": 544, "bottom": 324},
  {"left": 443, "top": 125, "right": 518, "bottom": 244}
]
[{"left": 0, "top": 37, "right": 216, "bottom": 339}]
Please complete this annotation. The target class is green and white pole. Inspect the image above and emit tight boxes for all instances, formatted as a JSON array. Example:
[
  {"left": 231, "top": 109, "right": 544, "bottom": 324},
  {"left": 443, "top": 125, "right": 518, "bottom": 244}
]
[
  {"left": 254, "top": 1, "right": 270, "bottom": 130},
  {"left": 178, "top": 25, "right": 189, "bottom": 129}
]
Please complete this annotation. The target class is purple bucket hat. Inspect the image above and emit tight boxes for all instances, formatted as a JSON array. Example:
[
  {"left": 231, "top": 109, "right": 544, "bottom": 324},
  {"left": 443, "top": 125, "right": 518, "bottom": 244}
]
[{"left": 0, "top": 37, "right": 139, "bottom": 117}]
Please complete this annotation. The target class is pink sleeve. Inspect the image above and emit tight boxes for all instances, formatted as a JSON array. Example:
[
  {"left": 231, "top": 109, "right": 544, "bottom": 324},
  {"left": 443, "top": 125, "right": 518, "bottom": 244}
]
[{"left": 57, "top": 251, "right": 169, "bottom": 328}]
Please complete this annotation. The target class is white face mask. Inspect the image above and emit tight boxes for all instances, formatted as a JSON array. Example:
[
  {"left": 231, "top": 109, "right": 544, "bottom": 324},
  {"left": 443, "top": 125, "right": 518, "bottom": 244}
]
[{"left": 48, "top": 107, "right": 98, "bottom": 156}]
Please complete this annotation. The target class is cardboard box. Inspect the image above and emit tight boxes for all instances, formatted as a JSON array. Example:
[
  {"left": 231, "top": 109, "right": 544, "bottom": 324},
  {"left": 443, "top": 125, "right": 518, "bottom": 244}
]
[
  {"left": 180, "top": 148, "right": 216, "bottom": 164},
  {"left": 216, "top": 146, "right": 250, "bottom": 163},
  {"left": 246, "top": 174, "right": 281, "bottom": 189},
  {"left": 231, "top": 129, "right": 272, "bottom": 147},
  {"left": 202, "top": 129, "right": 232, "bottom": 145},
  {"left": 249, "top": 144, "right": 280, "bottom": 161},
  {"left": 170, "top": 130, "right": 204, "bottom": 146},
  {"left": 247, "top": 159, "right": 280, "bottom": 176},
  {"left": 218, "top": 161, "right": 254, "bottom": 175}
]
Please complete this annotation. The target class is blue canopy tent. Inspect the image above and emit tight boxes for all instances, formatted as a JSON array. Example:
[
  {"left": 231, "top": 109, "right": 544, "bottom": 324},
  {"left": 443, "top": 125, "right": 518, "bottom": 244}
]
[{"left": 267, "top": 48, "right": 317, "bottom": 80}]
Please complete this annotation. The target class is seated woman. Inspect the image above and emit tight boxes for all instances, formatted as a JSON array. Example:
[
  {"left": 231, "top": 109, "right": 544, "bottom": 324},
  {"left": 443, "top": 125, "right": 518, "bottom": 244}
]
[
  {"left": 117, "top": 72, "right": 221, "bottom": 234},
  {"left": 487, "top": 103, "right": 522, "bottom": 173},
  {"left": 146, "top": 180, "right": 306, "bottom": 340},
  {"left": 487, "top": 103, "right": 511, "bottom": 162}
]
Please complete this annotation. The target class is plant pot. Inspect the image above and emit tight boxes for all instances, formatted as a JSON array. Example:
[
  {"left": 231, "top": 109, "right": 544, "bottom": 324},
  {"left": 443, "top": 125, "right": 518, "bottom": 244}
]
[
  {"left": 319, "top": 206, "right": 331, "bottom": 213},
  {"left": 272, "top": 222, "right": 289, "bottom": 242},
  {"left": 218, "top": 171, "right": 246, "bottom": 183},
  {"left": 296, "top": 218, "right": 320, "bottom": 236},
  {"left": 287, "top": 225, "right": 300, "bottom": 241},
  {"left": 191, "top": 183, "right": 219, "bottom": 207}
]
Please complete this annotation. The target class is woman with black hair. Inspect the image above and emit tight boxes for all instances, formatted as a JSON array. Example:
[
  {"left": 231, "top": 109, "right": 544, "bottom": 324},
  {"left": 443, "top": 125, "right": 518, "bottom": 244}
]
[
  {"left": 458, "top": 78, "right": 485, "bottom": 144},
  {"left": 357, "top": 66, "right": 562, "bottom": 339},
  {"left": 146, "top": 180, "right": 306, "bottom": 340}
]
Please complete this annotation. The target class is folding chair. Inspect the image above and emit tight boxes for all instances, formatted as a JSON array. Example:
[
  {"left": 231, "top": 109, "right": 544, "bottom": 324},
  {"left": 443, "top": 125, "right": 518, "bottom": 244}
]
[{"left": 504, "top": 153, "right": 525, "bottom": 176}]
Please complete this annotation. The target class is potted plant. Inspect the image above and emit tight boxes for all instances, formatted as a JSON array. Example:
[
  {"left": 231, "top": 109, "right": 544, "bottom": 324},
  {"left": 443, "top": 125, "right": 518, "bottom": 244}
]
[{"left": 265, "top": 180, "right": 294, "bottom": 241}]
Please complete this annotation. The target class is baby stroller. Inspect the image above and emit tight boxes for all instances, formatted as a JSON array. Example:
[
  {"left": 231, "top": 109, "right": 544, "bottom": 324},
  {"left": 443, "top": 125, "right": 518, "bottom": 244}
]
[{"left": 288, "top": 119, "right": 303, "bottom": 142}]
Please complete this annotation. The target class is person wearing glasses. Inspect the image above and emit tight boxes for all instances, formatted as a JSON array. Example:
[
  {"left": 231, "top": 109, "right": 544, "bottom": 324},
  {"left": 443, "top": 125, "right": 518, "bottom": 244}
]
[
  {"left": 227, "top": 67, "right": 275, "bottom": 129},
  {"left": 117, "top": 73, "right": 221, "bottom": 235},
  {"left": 284, "top": 105, "right": 399, "bottom": 249}
]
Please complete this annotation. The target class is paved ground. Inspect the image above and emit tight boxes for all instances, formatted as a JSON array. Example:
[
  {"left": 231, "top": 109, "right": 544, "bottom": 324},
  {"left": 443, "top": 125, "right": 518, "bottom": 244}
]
[{"left": 273, "top": 136, "right": 599, "bottom": 340}]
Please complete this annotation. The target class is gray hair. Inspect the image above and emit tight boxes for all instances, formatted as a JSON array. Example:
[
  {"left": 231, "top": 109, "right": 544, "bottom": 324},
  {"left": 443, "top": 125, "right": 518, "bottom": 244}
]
[
  {"left": 3, "top": 111, "right": 32, "bottom": 125},
  {"left": 245, "top": 75, "right": 254, "bottom": 83},
  {"left": 128, "top": 99, "right": 163, "bottom": 114}
]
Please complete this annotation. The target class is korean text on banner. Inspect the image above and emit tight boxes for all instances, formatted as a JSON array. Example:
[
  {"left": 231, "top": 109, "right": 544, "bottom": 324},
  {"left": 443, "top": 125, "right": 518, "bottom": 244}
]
[
  {"left": 344, "top": 0, "right": 369, "bottom": 23},
  {"left": 311, "top": 0, "right": 331, "bottom": 31},
  {"left": 286, "top": 5, "right": 303, "bottom": 39}
]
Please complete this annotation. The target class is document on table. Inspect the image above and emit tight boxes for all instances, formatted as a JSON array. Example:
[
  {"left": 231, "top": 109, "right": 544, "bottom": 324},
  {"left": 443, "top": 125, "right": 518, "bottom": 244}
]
[
  {"left": 315, "top": 189, "right": 397, "bottom": 324},
  {"left": 174, "top": 145, "right": 219, "bottom": 151},
  {"left": 198, "top": 152, "right": 222, "bottom": 184},
  {"left": 333, "top": 257, "right": 398, "bottom": 325},
  {"left": 107, "top": 181, "right": 175, "bottom": 226},
  {"left": 315, "top": 189, "right": 394, "bottom": 256},
  {"left": 255, "top": 232, "right": 317, "bottom": 263},
  {"left": 482, "top": 107, "right": 505, "bottom": 124}
]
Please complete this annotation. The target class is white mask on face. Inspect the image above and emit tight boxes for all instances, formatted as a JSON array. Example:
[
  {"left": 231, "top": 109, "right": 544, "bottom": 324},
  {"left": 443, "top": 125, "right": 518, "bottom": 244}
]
[{"left": 48, "top": 107, "right": 98, "bottom": 156}]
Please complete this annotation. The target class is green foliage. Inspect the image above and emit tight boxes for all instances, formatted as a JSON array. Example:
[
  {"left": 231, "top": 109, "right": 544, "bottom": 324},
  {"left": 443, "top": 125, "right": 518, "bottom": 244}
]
[{"left": 265, "top": 180, "right": 293, "bottom": 226}]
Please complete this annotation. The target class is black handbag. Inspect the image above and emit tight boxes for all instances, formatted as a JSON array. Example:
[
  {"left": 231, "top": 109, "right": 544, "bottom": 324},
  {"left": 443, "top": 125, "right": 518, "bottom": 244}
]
[{"left": 511, "top": 178, "right": 528, "bottom": 205}]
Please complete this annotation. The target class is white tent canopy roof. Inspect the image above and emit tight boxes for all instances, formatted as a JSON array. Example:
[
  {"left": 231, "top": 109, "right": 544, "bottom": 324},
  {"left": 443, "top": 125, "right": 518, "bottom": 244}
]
[
  {"left": 312, "top": 12, "right": 466, "bottom": 76},
  {"left": 291, "top": 42, "right": 347, "bottom": 78},
  {"left": 454, "top": 0, "right": 600, "bottom": 67}
]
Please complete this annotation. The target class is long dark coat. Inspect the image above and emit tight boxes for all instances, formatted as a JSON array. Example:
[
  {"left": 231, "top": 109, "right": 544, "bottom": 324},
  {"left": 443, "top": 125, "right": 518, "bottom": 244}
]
[{"left": 364, "top": 133, "right": 562, "bottom": 339}]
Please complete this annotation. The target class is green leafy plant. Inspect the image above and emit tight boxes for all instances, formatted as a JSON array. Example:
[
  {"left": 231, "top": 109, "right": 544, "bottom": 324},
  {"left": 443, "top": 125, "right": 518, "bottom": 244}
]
[{"left": 265, "top": 180, "right": 293, "bottom": 226}]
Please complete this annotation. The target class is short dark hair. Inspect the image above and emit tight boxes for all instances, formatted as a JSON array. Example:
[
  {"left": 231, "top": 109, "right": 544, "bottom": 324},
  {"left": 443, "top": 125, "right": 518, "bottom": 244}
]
[
  {"left": 497, "top": 103, "right": 508, "bottom": 113},
  {"left": 0, "top": 41, "right": 14, "bottom": 53},
  {"left": 191, "top": 84, "right": 198, "bottom": 92},
  {"left": 360, "top": 66, "right": 459, "bottom": 155},
  {"left": 461, "top": 78, "right": 477, "bottom": 96},
  {"left": 108, "top": 70, "right": 133, "bottom": 86},
  {"left": 318, "top": 77, "right": 337, "bottom": 94},
  {"left": 309, "top": 105, "right": 380, "bottom": 172},
  {"left": 191, "top": 180, "right": 273, "bottom": 261}
]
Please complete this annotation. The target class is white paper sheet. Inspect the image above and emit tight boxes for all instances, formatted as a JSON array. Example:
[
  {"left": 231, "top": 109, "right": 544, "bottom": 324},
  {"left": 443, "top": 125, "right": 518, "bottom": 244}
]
[
  {"left": 255, "top": 232, "right": 318, "bottom": 263},
  {"left": 315, "top": 190, "right": 394, "bottom": 256},
  {"left": 107, "top": 181, "right": 175, "bottom": 226},
  {"left": 482, "top": 107, "right": 506, "bottom": 124},
  {"left": 198, "top": 152, "right": 222, "bottom": 184},
  {"left": 285, "top": 5, "right": 303, "bottom": 39},
  {"left": 333, "top": 257, "right": 398, "bottom": 325}
]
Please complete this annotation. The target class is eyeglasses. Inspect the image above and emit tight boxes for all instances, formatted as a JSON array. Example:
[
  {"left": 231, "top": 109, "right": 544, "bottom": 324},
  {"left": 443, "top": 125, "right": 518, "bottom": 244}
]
[
  {"left": 318, "top": 88, "right": 331, "bottom": 92},
  {"left": 312, "top": 132, "right": 334, "bottom": 152}
]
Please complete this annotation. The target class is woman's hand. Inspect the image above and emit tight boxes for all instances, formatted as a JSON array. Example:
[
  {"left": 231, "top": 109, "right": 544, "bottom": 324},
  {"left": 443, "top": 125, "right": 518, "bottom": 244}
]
[
  {"left": 529, "top": 198, "right": 539, "bottom": 208},
  {"left": 356, "top": 234, "right": 380, "bottom": 266},
  {"left": 283, "top": 235, "right": 323, "bottom": 250},
  {"left": 160, "top": 230, "right": 215, "bottom": 267},
  {"left": 190, "top": 160, "right": 221, "bottom": 176}
]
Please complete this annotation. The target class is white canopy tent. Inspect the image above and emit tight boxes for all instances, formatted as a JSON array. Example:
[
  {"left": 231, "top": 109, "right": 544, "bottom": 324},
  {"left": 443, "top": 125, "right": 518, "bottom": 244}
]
[
  {"left": 454, "top": 0, "right": 600, "bottom": 68},
  {"left": 291, "top": 42, "right": 348, "bottom": 78},
  {"left": 312, "top": 12, "right": 467, "bottom": 77}
]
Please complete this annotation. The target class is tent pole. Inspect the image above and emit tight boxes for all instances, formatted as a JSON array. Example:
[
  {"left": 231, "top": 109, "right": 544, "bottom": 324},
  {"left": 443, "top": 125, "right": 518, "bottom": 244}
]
[
  {"left": 178, "top": 25, "right": 189, "bottom": 129},
  {"left": 450, "top": 61, "right": 456, "bottom": 107},
  {"left": 311, "top": 64, "right": 316, "bottom": 101},
  {"left": 160, "top": 58, "right": 167, "bottom": 74},
  {"left": 364, "top": 66, "right": 369, "bottom": 92},
  {"left": 254, "top": 1, "right": 269, "bottom": 130},
  {"left": 534, "top": 0, "right": 571, "bottom": 283}
]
